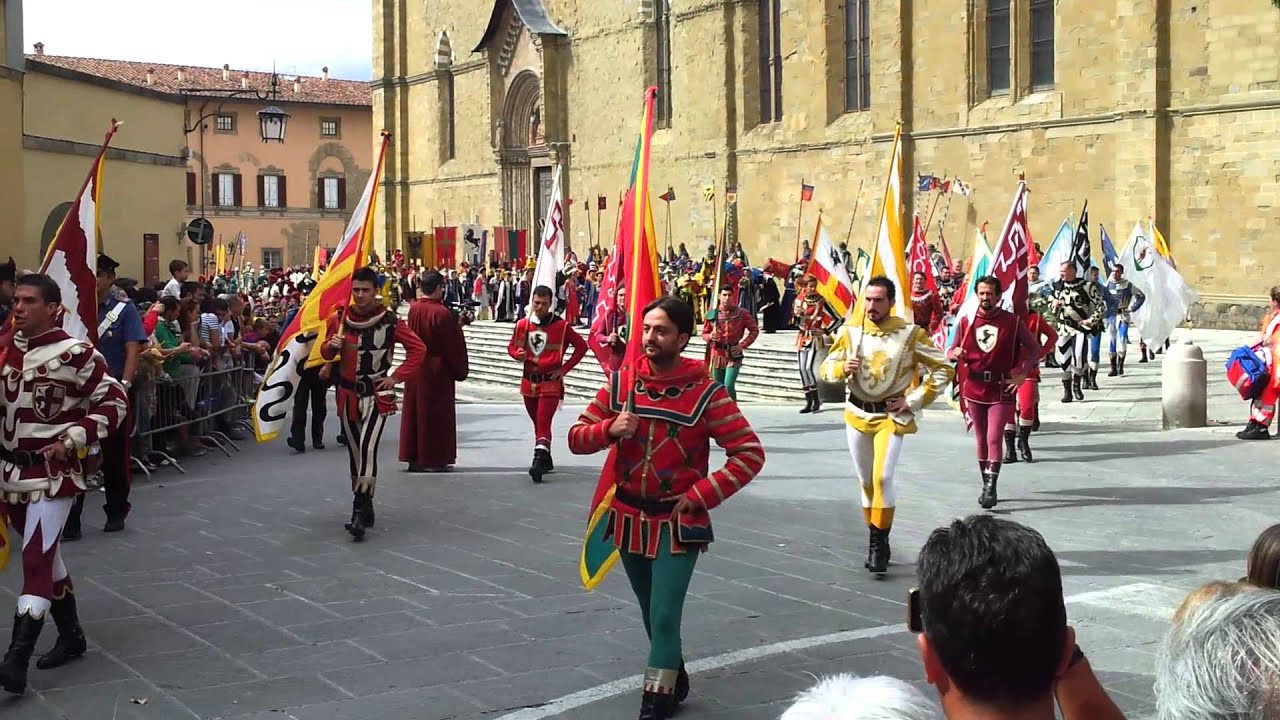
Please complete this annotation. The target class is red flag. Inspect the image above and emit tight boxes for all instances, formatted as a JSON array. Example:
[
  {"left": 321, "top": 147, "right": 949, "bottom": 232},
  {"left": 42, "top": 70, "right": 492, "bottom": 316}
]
[
  {"left": 908, "top": 214, "right": 938, "bottom": 293},
  {"left": 800, "top": 183, "right": 815, "bottom": 202},
  {"left": 597, "top": 195, "right": 607, "bottom": 210},
  {"left": 587, "top": 232, "right": 625, "bottom": 374}
]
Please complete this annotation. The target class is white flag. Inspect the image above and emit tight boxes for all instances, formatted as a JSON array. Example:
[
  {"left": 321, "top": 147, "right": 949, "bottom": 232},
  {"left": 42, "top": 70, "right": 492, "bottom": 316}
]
[
  {"left": 529, "top": 166, "right": 566, "bottom": 313},
  {"left": 1119, "top": 222, "right": 1198, "bottom": 347}
]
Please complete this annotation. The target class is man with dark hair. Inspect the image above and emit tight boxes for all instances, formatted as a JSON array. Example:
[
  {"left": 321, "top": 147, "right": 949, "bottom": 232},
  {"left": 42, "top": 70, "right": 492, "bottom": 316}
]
[
  {"left": 0, "top": 274, "right": 128, "bottom": 693},
  {"left": 948, "top": 275, "right": 1040, "bottom": 509},
  {"left": 820, "top": 276, "right": 952, "bottom": 574},
  {"left": 319, "top": 266, "right": 427, "bottom": 540},
  {"left": 0, "top": 257, "right": 16, "bottom": 328},
  {"left": 400, "top": 271, "right": 470, "bottom": 472},
  {"left": 569, "top": 296, "right": 765, "bottom": 719},
  {"left": 1050, "top": 262, "right": 1103, "bottom": 403},
  {"left": 507, "top": 284, "right": 588, "bottom": 483},
  {"left": 701, "top": 284, "right": 759, "bottom": 400},
  {"left": 915, "top": 515, "right": 1123, "bottom": 720},
  {"left": 910, "top": 271, "right": 944, "bottom": 339}
]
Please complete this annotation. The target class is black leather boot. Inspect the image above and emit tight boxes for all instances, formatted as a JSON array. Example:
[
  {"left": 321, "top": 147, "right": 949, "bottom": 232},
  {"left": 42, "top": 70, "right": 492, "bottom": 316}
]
[
  {"left": 675, "top": 662, "right": 690, "bottom": 704},
  {"left": 345, "top": 493, "right": 368, "bottom": 540},
  {"left": 1087, "top": 369, "right": 1099, "bottom": 391},
  {"left": 1139, "top": 346, "right": 1149, "bottom": 363},
  {"left": 867, "top": 527, "right": 890, "bottom": 575},
  {"left": 36, "top": 593, "right": 86, "bottom": 670},
  {"left": 1107, "top": 356, "right": 1118, "bottom": 377},
  {"left": 811, "top": 389, "right": 822, "bottom": 413},
  {"left": 638, "top": 689, "right": 677, "bottom": 720},
  {"left": 979, "top": 466, "right": 999, "bottom": 510},
  {"left": 863, "top": 525, "right": 875, "bottom": 570},
  {"left": 1003, "top": 430, "right": 1018, "bottom": 463},
  {"left": 799, "top": 389, "right": 814, "bottom": 414},
  {"left": 0, "top": 613, "right": 44, "bottom": 694},
  {"left": 545, "top": 450, "right": 555, "bottom": 473},
  {"left": 361, "top": 494, "right": 376, "bottom": 528},
  {"left": 62, "top": 498, "right": 83, "bottom": 542},
  {"left": 1118, "top": 354, "right": 1126, "bottom": 375},
  {"left": 1061, "top": 377, "right": 1073, "bottom": 403},
  {"left": 529, "top": 449, "right": 549, "bottom": 484},
  {"left": 1072, "top": 376, "right": 1085, "bottom": 401},
  {"left": 1017, "top": 426, "right": 1034, "bottom": 463}
]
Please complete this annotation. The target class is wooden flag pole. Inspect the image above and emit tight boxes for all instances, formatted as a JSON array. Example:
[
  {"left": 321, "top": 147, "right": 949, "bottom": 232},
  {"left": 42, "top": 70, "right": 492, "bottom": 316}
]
[
  {"left": 585, "top": 196, "right": 595, "bottom": 252},
  {"left": 793, "top": 178, "right": 807, "bottom": 262},
  {"left": 920, "top": 175, "right": 946, "bottom": 241},
  {"left": 665, "top": 196, "right": 672, "bottom": 258},
  {"left": 596, "top": 198, "right": 603, "bottom": 252},
  {"left": 843, "top": 178, "right": 865, "bottom": 249}
]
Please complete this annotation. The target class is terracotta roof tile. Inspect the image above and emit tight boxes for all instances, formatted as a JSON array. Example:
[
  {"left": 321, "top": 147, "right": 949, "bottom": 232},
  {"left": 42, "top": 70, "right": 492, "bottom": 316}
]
[{"left": 25, "top": 55, "right": 372, "bottom": 107}]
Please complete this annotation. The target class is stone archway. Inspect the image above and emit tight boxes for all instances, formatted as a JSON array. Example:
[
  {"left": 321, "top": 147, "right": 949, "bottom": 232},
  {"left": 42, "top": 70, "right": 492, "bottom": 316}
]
[
  {"left": 307, "top": 142, "right": 368, "bottom": 209},
  {"left": 500, "top": 70, "right": 550, "bottom": 233}
]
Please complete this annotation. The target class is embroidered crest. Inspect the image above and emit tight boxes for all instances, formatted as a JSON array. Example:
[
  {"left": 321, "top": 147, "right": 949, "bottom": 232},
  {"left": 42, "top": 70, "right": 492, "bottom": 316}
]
[
  {"left": 976, "top": 325, "right": 1000, "bottom": 353},
  {"left": 31, "top": 381, "right": 67, "bottom": 422},
  {"left": 527, "top": 330, "right": 548, "bottom": 357}
]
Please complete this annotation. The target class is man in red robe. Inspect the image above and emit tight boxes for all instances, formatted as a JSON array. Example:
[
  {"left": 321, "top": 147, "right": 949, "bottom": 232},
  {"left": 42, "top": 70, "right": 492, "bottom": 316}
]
[{"left": 400, "top": 271, "right": 470, "bottom": 473}]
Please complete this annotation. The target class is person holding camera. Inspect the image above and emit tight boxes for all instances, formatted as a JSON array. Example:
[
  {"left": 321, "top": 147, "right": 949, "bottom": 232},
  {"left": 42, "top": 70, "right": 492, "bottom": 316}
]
[{"left": 400, "top": 271, "right": 470, "bottom": 473}]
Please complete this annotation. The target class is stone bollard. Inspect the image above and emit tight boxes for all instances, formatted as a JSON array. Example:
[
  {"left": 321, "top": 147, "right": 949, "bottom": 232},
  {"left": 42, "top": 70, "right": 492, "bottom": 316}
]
[{"left": 1161, "top": 341, "right": 1207, "bottom": 429}]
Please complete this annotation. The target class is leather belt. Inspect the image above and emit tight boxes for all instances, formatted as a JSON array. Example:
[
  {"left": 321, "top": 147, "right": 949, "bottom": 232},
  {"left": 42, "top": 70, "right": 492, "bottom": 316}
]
[
  {"left": 335, "top": 377, "right": 377, "bottom": 397},
  {"left": 847, "top": 396, "right": 888, "bottom": 414},
  {"left": 525, "top": 371, "right": 557, "bottom": 383},
  {"left": 614, "top": 488, "right": 679, "bottom": 516},
  {"left": 969, "top": 370, "right": 1008, "bottom": 384},
  {"left": 0, "top": 447, "right": 42, "bottom": 468}
]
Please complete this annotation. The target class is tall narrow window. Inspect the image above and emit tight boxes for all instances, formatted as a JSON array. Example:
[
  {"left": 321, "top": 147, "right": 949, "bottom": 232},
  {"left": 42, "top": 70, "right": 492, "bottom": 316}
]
[
  {"left": 758, "top": 0, "right": 782, "bottom": 123},
  {"left": 217, "top": 174, "right": 237, "bottom": 207},
  {"left": 445, "top": 72, "right": 456, "bottom": 160},
  {"left": 844, "top": 0, "right": 871, "bottom": 112},
  {"left": 987, "top": 0, "right": 1011, "bottom": 96},
  {"left": 322, "top": 177, "right": 340, "bottom": 209},
  {"left": 655, "top": 0, "right": 673, "bottom": 128},
  {"left": 1029, "top": 0, "right": 1054, "bottom": 89},
  {"left": 261, "top": 175, "right": 281, "bottom": 208}
]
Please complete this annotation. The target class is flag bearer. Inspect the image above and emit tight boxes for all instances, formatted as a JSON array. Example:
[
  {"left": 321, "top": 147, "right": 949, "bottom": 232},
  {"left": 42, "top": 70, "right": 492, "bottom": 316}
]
[
  {"left": 701, "top": 285, "right": 759, "bottom": 400},
  {"left": 792, "top": 275, "right": 839, "bottom": 413},
  {"left": 1049, "top": 262, "right": 1104, "bottom": 403}
]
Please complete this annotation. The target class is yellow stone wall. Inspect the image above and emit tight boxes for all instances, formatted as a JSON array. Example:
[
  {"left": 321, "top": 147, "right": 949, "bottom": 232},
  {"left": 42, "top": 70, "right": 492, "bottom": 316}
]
[
  {"left": 0, "top": 0, "right": 24, "bottom": 258},
  {"left": 375, "top": 0, "right": 1280, "bottom": 311}
]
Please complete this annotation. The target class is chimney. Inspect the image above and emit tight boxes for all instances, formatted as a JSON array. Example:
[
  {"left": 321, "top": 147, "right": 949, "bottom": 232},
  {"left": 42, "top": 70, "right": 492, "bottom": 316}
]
[
  {"left": 293, "top": 78, "right": 302, "bottom": 94},
  {"left": 222, "top": 63, "right": 230, "bottom": 81},
  {"left": 176, "top": 69, "right": 185, "bottom": 83},
  {"left": 33, "top": 42, "right": 44, "bottom": 56},
  {"left": 145, "top": 68, "right": 154, "bottom": 85},
  {"left": 241, "top": 73, "right": 249, "bottom": 89},
  {"left": 322, "top": 66, "right": 329, "bottom": 81}
]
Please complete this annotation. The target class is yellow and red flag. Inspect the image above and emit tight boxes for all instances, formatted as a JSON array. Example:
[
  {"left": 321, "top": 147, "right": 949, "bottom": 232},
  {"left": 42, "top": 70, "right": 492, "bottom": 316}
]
[
  {"left": 251, "top": 133, "right": 391, "bottom": 442},
  {"left": 580, "top": 87, "right": 663, "bottom": 591}
]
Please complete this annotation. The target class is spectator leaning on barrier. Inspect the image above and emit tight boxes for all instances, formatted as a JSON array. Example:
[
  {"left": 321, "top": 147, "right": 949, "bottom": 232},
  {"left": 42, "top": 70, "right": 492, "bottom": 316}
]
[
  {"left": 150, "top": 296, "right": 205, "bottom": 458},
  {"left": 913, "top": 516, "right": 1124, "bottom": 720}
]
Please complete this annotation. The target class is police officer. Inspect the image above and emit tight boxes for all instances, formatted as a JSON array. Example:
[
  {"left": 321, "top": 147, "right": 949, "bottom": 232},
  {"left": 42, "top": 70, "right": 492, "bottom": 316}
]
[{"left": 64, "top": 254, "right": 146, "bottom": 539}]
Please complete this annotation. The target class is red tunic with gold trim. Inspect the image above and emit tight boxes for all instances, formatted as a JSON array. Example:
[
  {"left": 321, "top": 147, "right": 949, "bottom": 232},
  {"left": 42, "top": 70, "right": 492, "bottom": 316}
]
[
  {"left": 701, "top": 306, "right": 760, "bottom": 369},
  {"left": 793, "top": 292, "right": 839, "bottom": 351},
  {"left": 321, "top": 305, "right": 426, "bottom": 420},
  {"left": 507, "top": 314, "right": 589, "bottom": 398},
  {"left": 568, "top": 357, "right": 766, "bottom": 559},
  {"left": 0, "top": 328, "right": 127, "bottom": 504}
]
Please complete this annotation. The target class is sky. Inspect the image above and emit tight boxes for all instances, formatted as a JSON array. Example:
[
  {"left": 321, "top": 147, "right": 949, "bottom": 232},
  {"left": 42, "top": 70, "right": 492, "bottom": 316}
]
[{"left": 23, "top": 0, "right": 374, "bottom": 80}]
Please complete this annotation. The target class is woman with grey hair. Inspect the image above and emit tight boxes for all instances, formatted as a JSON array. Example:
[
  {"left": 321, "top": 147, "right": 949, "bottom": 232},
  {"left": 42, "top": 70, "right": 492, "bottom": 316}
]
[
  {"left": 780, "top": 674, "right": 938, "bottom": 720},
  {"left": 1156, "top": 588, "right": 1280, "bottom": 720}
]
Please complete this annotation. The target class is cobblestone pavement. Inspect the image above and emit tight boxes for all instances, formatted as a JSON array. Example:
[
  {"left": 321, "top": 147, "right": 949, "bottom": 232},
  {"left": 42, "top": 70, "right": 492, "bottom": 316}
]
[{"left": 3, "top": 334, "right": 1272, "bottom": 719}]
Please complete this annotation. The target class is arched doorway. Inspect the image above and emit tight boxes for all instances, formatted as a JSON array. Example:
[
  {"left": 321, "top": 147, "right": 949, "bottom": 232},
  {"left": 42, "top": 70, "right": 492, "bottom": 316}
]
[{"left": 499, "top": 70, "right": 552, "bottom": 234}]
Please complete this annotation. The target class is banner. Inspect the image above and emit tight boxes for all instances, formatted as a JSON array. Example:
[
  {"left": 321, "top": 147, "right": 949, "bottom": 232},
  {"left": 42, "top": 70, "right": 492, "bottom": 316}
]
[
  {"left": 806, "top": 215, "right": 856, "bottom": 318},
  {"left": 853, "top": 125, "right": 909, "bottom": 319},
  {"left": 1036, "top": 215, "right": 1076, "bottom": 279},
  {"left": 1120, "top": 222, "right": 1198, "bottom": 347},
  {"left": 907, "top": 214, "right": 938, "bottom": 293},
  {"left": 529, "top": 166, "right": 566, "bottom": 311}
]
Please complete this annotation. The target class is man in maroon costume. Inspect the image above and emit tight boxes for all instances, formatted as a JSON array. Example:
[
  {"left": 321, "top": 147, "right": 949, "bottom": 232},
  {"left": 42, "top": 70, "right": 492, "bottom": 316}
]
[
  {"left": 321, "top": 267, "right": 426, "bottom": 540},
  {"left": 948, "top": 276, "right": 1041, "bottom": 510},
  {"left": 400, "top": 271, "right": 470, "bottom": 472},
  {"left": 508, "top": 285, "right": 588, "bottom": 483},
  {"left": 0, "top": 274, "right": 127, "bottom": 694},
  {"left": 910, "top": 271, "right": 945, "bottom": 338}
]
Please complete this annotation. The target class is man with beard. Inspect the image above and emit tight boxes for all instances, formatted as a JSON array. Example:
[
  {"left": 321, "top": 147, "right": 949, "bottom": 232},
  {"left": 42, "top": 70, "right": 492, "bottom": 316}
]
[
  {"left": 820, "top": 277, "right": 953, "bottom": 575},
  {"left": 507, "top": 285, "right": 588, "bottom": 483},
  {"left": 320, "top": 267, "right": 427, "bottom": 541},
  {"left": 701, "top": 285, "right": 759, "bottom": 400},
  {"left": 568, "top": 297, "right": 765, "bottom": 720},
  {"left": 1049, "top": 262, "right": 1103, "bottom": 403},
  {"left": 400, "top": 271, "right": 470, "bottom": 472},
  {"left": 949, "top": 276, "right": 1040, "bottom": 509}
]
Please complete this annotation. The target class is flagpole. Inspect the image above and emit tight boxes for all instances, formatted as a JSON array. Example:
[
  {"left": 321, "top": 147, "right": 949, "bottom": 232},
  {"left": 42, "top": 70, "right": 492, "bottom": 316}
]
[
  {"left": 596, "top": 197, "right": 602, "bottom": 253},
  {"left": 921, "top": 176, "right": 946, "bottom": 240},
  {"left": 664, "top": 195, "right": 672, "bottom": 258},
  {"left": 853, "top": 123, "right": 901, "bottom": 357},
  {"left": 843, "top": 178, "right": 865, "bottom": 250},
  {"left": 793, "top": 178, "right": 806, "bottom": 263}
]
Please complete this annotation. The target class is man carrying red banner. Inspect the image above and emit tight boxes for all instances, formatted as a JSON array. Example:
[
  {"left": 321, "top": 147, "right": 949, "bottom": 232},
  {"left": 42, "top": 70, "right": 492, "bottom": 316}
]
[
  {"left": 568, "top": 296, "right": 765, "bottom": 720},
  {"left": 1004, "top": 307, "right": 1057, "bottom": 462},
  {"left": 320, "top": 267, "right": 426, "bottom": 541},
  {"left": 949, "top": 276, "right": 1041, "bottom": 510},
  {"left": 507, "top": 285, "right": 588, "bottom": 483},
  {"left": 701, "top": 285, "right": 759, "bottom": 400},
  {"left": 792, "top": 275, "right": 839, "bottom": 414}
]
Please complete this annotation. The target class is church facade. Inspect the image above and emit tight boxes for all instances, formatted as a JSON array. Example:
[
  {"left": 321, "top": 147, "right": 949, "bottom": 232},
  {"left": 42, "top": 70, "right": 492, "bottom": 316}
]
[{"left": 373, "top": 0, "right": 1280, "bottom": 319}]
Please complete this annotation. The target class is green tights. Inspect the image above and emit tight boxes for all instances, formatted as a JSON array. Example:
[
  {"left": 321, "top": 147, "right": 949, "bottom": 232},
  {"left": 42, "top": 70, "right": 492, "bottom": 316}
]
[
  {"left": 712, "top": 365, "right": 741, "bottom": 400},
  {"left": 619, "top": 528, "right": 699, "bottom": 672}
]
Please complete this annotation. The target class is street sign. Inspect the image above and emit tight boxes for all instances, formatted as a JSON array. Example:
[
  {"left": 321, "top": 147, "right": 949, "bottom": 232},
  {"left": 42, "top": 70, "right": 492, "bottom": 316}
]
[{"left": 187, "top": 217, "right": 214, "bottom": 245}]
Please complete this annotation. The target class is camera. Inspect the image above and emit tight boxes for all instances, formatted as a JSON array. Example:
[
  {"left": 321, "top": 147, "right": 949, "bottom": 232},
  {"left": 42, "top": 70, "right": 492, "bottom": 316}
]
[{"left": 448, "top": 299, "right": 478, "bottom": 326}]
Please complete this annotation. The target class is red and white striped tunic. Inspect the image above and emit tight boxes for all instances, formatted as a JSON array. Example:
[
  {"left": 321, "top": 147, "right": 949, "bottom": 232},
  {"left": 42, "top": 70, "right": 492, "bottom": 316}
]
[{"left": 0, "top": 328, "right": 128, "bottom": 504}]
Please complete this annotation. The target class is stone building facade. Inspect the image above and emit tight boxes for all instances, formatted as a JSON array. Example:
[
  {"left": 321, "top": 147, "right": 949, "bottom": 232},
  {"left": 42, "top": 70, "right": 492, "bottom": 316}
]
[{"left": 375, "top": 0, "right": 1280, "bottom": 323}]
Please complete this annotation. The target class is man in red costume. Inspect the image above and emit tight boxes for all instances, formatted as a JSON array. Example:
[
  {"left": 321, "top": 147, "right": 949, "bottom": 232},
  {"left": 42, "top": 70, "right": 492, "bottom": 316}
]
[
  {"left": 0, "top": 274, "right": 127, "bottom": 694},
  {"left": 508, "top": 285, "right": 588, "bottom": 483},
  {"left": 701, "top": 285, "right": 759, "bottom": 400},
  {"left": 948, "top": 276, "right": 1041, "bottom": 510},
  {"left": 569, "top": 296, "right": 765, "bottom": 720},
  {"left": 910, "top": 271, "right": 945, "bottom": 338},
  {"left": 400, "top": 271, "right": 469, "bottom": 472},
  {"left": 1004, "top": 308, "right": 1057, "bottom": 463},
  {"left": 321, "top": 267, "right": 426, "bottom": 540}
]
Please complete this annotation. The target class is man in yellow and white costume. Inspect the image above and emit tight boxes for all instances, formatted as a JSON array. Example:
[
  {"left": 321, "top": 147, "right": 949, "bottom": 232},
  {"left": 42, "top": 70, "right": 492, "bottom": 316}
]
[{"left": 820, "top": 276, "right": 953, "bottom": 576}]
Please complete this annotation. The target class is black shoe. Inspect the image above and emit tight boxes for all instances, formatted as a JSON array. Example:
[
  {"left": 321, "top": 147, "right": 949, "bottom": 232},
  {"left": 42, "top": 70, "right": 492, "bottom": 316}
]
[
  {"left": 313, "top": 441, "right": 326, "bottom": 450},
  {"left": 286, "top": 437, "right": 305, "bottom": 454},
  {"left": 1237, "top": 421, "right": 1272, "bottom": 440},
  {"left": 61, "top": 520, "right": 82, "bottom": 543},
  {"left": 863, "top": 525, "right": 875, "bottom": 570},
  {"left": 337, "top": 434, "right": 348, "bottom": 446},
  {"left": 1088, "top": 370, "right": 1100, "bottom": 390},
  {"left": 867, "top": 527, "right": 890, "bottom": 575},
  {"left": 529, "top": 449, "right": 550, "bottom": 484},
  {"left": 1118, "top": 356, "right": 1126, "bottom": 375},
  {"left": 0, "top": 613, "right": 44, "bottom": 694},
  {"left": 1107, "top": 357, "right": 1118, "bottom": 377},
  {"left": 811, "top": 390, "right": 821, "bottom": 414},
  {"left": 675, "top": 663, "right": 690, "bottom": 704},
  {"left": 362, "top": 496, "right": 375, "bottom": 528},
  {"left": 1072, "top": 377, "right": 1085, "bottom": 401},
  {"left": 545, "top": 451, "right": 555, "bottom": 474},
  {"left": 1003, "top": 430, "right": 1018, "bottom": 464},
  {"left": 1017, "top": 427, "right": 1034, "bottom": 463},
  {"left": 638, "top": 689, "right": 677, "bottom": 720},
  {"left": 799, "top": 390, "right": 814, "bottom": 414},
  {"left": 1139, "top": 347, "right": 1149, "bottom": 363},
  {"left": 345, "top": 493, "right": 369, "bottom": 541},
  {"left": 1061, "top": 378, "right": 1073, "bottom": 403},
  {"left": 979, "top": 470, "right": 998, "bottom": 510},
  {"left": 36, "top": 594, "right": 86, "bottom": 670},
  {"left": 103, "top": 517, "right": 125, "bottom": 533}
]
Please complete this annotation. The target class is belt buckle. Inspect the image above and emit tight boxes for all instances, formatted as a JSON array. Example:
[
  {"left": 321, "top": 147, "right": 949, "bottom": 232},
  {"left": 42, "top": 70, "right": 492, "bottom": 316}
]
[{"left": 15, "top": 450, "right": 36, "bottom": 466}]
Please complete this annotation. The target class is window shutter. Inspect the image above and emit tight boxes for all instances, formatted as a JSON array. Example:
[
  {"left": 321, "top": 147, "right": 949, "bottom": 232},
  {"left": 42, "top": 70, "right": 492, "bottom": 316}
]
[
  {"left": 317, "top": 178, "right": 326, "bottom": 209},
  {"left": 186, "top": 172, "right": 197, "bottom": 205},
  {"left": 279, "top": 176, "right": 288, "bottom": 208},
  {"left": 337, "top": 178, "right": 347, "bottom": 209},
  {"left": 211, "top": 173, "right": 220, "bottom": 203},
  {"left": 257, "top": 175, "right": 265, "bottom": 208},
  {"left": 232, "top": 174, "right": 243, "bottom": 207}
]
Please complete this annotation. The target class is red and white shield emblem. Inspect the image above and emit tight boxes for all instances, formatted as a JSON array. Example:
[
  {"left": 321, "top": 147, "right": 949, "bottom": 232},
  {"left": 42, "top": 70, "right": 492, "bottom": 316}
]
[{"left": 31, "top": 381, "right": 67, "bottom": 423}]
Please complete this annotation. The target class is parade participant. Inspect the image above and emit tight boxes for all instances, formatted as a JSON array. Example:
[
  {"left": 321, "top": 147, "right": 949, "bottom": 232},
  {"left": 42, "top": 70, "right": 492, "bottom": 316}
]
[
  {"left": 320, "top": 267, "right": 427, "bottom": 540},
  {"left": 1239, "top": 286, "right": 1280, "bottom": 440},
  {"left": 507, "top": 285, "right": 588, "bottom": 483},
  {"left": 948, "top": 276, "right": 1040, "bottom": 509},
  {"left": 910, "top": 271, "right": 945, "bottom": 338},
  {"left": 1005, "top": 306, "right": 1057, "bottom": 462},
  {"left": 701, "top": 285, "right": 759, "bottom": 400},
  {"left": 759, "top": 271, "right": 783, "bottom": 333},
  {"left": 400, "top": 271, "right": 470, "bottom": 472},
  {"left": 591, "top": 285, "right": 628, "bottom": 374},
  {"left": 820, "top": 277, "right": 953, "bottom": 574},
  {"left": 1105, "top": 265, "right": 1144, "bottom": 376},
  {"left": 793, "top": 275, "right": 838, "bottom": 414},
  {"left": 568, "top": 296, "right": 765, "bottom": 719},
  {"left": 0, "top": 257, "right": 15, "bottom": 327},
  {"left": 0, "top": 274, "right": 127, "bottom": 693},
  {"left": 1083, "top": 267, "right": 1114, "bottom": 389},
  {"left": 64, "top": 255, "right": 146, "bottom": 540},
  {"left": 1050, "top": 262, "right": 1103, "bottom": 403}
]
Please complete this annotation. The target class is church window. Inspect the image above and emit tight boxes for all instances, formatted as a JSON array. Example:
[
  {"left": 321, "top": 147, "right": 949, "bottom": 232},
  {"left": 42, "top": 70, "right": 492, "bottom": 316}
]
[
  {"left": 844, "top": 0, "right": 871, "bottom": 112},
  {"left": 1030, "top": 0, "right": 1055, "bottom": 89},
  {"left": 987, "top": 0, "right": 1011, "bottom": 96},
  {"left": 758, "top": 0, "right": 783, "bottom": 123},
  {"left": 655, "top": 0, "right": 673, "bottom": 128}
]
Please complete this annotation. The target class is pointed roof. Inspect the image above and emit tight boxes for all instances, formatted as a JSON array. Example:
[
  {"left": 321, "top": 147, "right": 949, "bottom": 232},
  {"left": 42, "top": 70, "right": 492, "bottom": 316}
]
[{"left": 473, "top": 0, "right": 567, "bottom": 52}]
